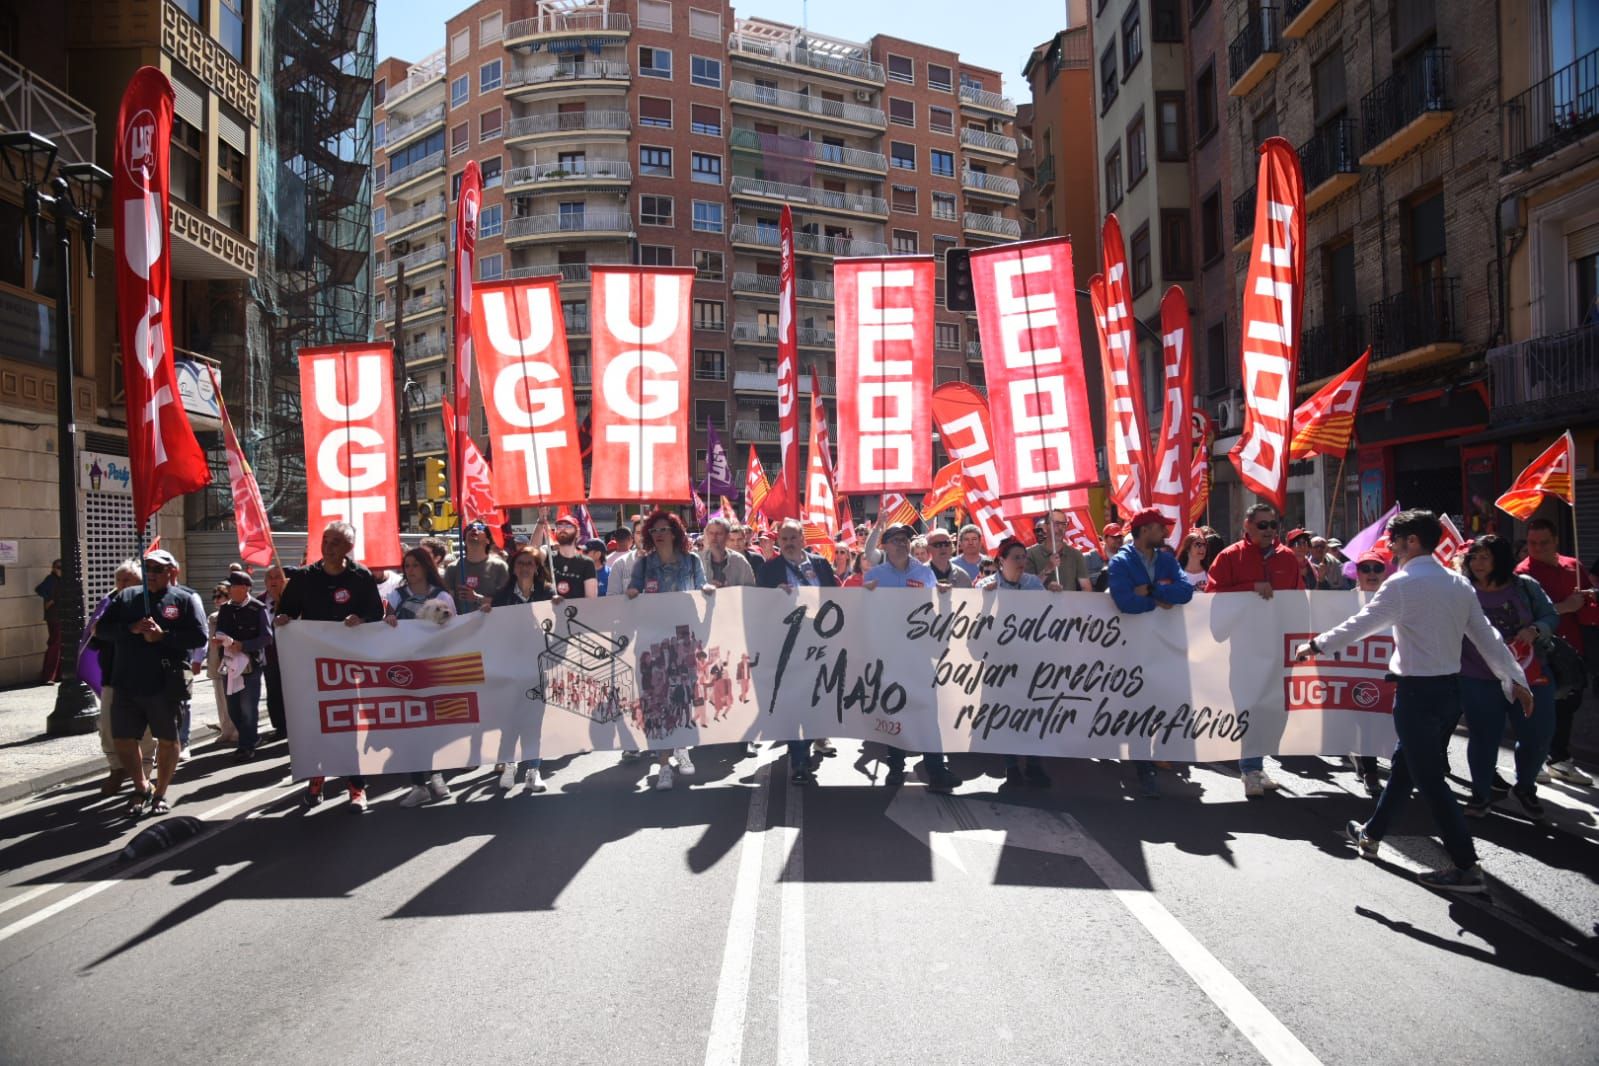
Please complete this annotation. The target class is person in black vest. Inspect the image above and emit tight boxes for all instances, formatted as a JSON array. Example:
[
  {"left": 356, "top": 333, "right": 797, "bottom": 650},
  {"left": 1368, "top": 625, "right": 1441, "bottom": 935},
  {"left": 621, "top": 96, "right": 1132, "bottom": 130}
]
[
  {"left": 276, "top": 521, "right": 384, "bottom": 811},
  {"left": 98, "top": 549, "right": 208, "bottom": 817},
  {"left": 211, "top": 570, "right": 274, "bottom": 762},
  {"left": 757, "top": 519, "right": 840, "bottom": 783}
]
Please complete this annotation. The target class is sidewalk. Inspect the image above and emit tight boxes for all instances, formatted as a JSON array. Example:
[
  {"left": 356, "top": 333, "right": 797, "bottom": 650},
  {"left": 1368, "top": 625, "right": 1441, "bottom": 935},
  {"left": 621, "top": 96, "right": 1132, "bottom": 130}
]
[{"left": 0, "top": 680, "right": 229, "bottom": 804}]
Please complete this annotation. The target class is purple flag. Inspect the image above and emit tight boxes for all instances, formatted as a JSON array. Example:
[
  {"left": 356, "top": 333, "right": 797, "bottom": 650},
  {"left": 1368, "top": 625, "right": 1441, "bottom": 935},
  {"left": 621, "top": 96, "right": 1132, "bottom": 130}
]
[
  {"left": 76, "top": 594, "right": 112, "bottom": 696},
  {"left": 1340, "top": 500, "right": 1401, "bottom": 581},
  {"left": 705, "top": 421, "right": 738, "bottom": 497}
]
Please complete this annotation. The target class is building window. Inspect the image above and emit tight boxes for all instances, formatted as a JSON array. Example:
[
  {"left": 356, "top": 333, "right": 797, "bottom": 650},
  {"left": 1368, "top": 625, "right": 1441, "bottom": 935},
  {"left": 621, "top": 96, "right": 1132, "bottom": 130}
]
[
  {"left": 691, "top": 104, "right": 721, "bottom": 135},
  {"left": 373, "top": 205, "right": 386, "bottom": 234},
  {"left": 480, "top": 59, "right": 502, "bottom": 93},
  {"left": 1122, "top": 2, "right": 1143, "bottom": 76},
  {"left": 892, "top": 185, "right": 917, "bottom": 213},
  {"left": 1152, "top": 0, "right": 1183, "bottom": 42},
  {"left": 638, "top": 0, "right": 671, "bottom": 28},
  {"left": 689, "top": 8, "right": 721, "bottom": 40},
  {"left": 932, "top": 192, "right": 957, "bottom": 220},
  {"left": 171, "top": 116, "right": 203, "bottom": 208},
  {"left": 694, "top": 299, "right": 725, "bottom": 330},
  {"left": 936, "top": 323, "right": 960, "bottom": 351},
  {"left": 452, "top": 171, "right": 465, "bottom": 199},
  {"left": 481, "top": 155, "right": 502, "bottom": 187},
  {"left": 217, "top": 140, "right": 246, "bottom": 231},
  {"left": 1156, "top": 92, "right": 1187, "bottom": 160},
  {"left": 929, "top": 106, "right": 954, "bottom": 134},
  {"left": 1195, "top": 60, "right": 1218, "bottom": 143},
  {"left": 930, "top": 148, "right": 954, "bottom": 177},
  {"left": 691, "top": 152, "right": 722, "bottom": 184},
  {"left": 1201, "top": 187, "right": 1223, "bottom": 265},
  {"left": 927, "top": 63, "right": 953, "bottom": 92},
  {"left": 640, "top": 245, "right": 674, "bottom": 266},
  {"left": 1100, "top": 44, "right": 1118, "bottom": 112},
  {"left": 639, "top": 145, "right": 673, "bottom": 176},
  {"left": 480, "top": 11, "right": 503, "bottom": 44},
  {"left": 694, "top": 249, "right": 724, "bottom": 280},
  {"left": 639, "top": 96, "right": 672, "bottom": 128},
  {"left": 639, "top": 46, "right": 672, "bottom": 79},
  {"left": 480, "top": 252, "right": 503, "bottom": 280},
  {"left": 1206, "top": 321, "right": 1228, "bottom": 392},
  {"left": 890, "top": 98, "right": 915, "bottom": 127},
  {"left": 451, "top": 74, "right": 469, "bottom": 108},
  {"left": 892, "top": 229, "right": 918, "bottom": 254},
  {"left": 888, "top": 54, "right": 914, "bottom": 84},
  {"left": 1161, "top": 208, "right": 1192, "bottom": 279},
  {"left": 219, "top": 0, "right": 245, "bottom": 62},
  {"left": 375, "top": 120, "right": 386, "bottom": 148},
  {"left": 450, "top": 27, "right": 470, "bottom": 62},
  {"left": 1312, "top": 49, "right": 1348, "bottom": 126},
  {"left": 640, "top": 194, "right": 673, "bottom": 226},
  {"left": 1130, "top": 223, "right": 1152, "bottom": 295},
  {"left": 451, "top": 122, "right": 469, "bottom": 155},
  {"left": 479, "top": 203, "right": 503, "bottom": 238},
  {"left": 891, "top": 141, "right": 916, "bottom": 170},
  {"left": 374, "top": 162, "right": 385, "bottom": 189},
  {"left": 375, "top": 79, "right": 386, "bottom": 106},
  {"left": 691, "top": 55, "right": 722, "bottom": 88},
  {"left": 1104, "top": 142, "right": 1122, "bottom": 209},
  {"left": 1126, "top": 109, "right": 1147, "bottom": 188},
  {"left": 695, "top": 349, "right": 726, "bottom": 380},
  {"left": 480, "top": 107, "right": 502, "bottom": 141},
  {"left": 693, "top": 200, "right": 724, "bottom": 232}
]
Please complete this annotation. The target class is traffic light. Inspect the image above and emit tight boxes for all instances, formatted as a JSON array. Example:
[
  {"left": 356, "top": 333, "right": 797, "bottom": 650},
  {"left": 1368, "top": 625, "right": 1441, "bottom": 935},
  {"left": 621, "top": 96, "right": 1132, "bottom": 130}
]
[
  {"left": 431, "top": 501, "right": 458, "bottom": 532},
  {"left": 424, "top": 457, "right": 448, "bottom": 501},
  {"left": 944, "top": 247, "right": 974, "bottom": 312},
  {"left": 416, "top": 501, "right": 434, "bottom": 532}
]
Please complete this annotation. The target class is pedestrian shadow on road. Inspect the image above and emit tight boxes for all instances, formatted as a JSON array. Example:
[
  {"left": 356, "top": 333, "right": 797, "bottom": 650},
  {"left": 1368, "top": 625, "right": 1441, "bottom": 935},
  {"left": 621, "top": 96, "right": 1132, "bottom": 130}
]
[{"left": 1355, "top": 903, "right": 1599, "bottom": 991}]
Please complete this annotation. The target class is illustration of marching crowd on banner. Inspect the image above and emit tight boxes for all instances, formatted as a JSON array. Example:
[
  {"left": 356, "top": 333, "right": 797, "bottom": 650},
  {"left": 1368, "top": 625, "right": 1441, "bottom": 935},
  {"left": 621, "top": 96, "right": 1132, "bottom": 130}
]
[{"left": 85, "top": 68, "right": 1596, "bottom": 890}]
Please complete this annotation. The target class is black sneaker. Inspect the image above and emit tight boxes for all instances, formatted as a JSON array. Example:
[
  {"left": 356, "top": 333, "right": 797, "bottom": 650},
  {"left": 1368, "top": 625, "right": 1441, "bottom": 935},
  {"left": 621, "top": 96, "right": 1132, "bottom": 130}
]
[
  {"left": 1002, "top": 766, "right": 1025, "bottom": 788},
  {"left": 1490, "top": 772, "right": 1513, "bottom": 797},
  {"left": 233, "top": 747, "right": 257, "bottom": 763},
  {"left": 790, "top": 768, "right": 816, "bottom": 785},
  {"left": 1025, "top": 763, "right": 1053, "bottom": 788},
  {"left": 925, "top": 767, "right": 959, "bottom": 795},
  {"left": 1463, "top": 796, "right": 1491, "bottom": 819},
  {"left": 1362, "top": 772, "right": 1383, "bottom": 797},
  {"left": 1510, "top": 786, "right": 1547, "bottom": 822},
  {"left": 1418, "top": 864, "right": 1486, "bottom": 893}
]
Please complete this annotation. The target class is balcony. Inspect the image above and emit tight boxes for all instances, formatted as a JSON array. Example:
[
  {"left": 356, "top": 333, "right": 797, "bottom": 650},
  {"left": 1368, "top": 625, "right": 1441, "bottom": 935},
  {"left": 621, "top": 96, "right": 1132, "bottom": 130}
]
[
  {"left": 959, "top": 84, "right": 1018, "bottom": 117},
  {"left": 1368, "top": 278, "right": 1461, "bottom": 366},
  {"left": 1297, "top": 313, "right": 1365, "bottom": 389},
  {"left": 505, "top": 158, "right": 632, "bottom": 191},
  {"left": 506, "top": 109, "right": 631, "bottom": 144},
  {"left": 1502, "top": 47, "right": 1599, "bottom": 174},
  {"left": 384, "top": 196, "right": 447, "bottom": 240},
  {"left": 726, "top": 32, "right": 885, "bottom": 86},
  {"left": 386, "top": 150, "right": 446, "bottom": 193},
  {"left": 1298, "top": 117, "right": 1360, "bottom": 213},
  {"left": 1232, "top": 185, "right": 1257, "bottom": 253},
  {"left": 0, "top": 52, "right": 95, "bottom": 164},
  {"left": 729, "top": 81, "right": 885, "bottom": 130},
  {"left": 399, "top": 288, "right": 448, "bottom": 320},
  {"left": 1033, "top": 155, "right": 1056, "bottom": 190},
  {"left": 730, "top": 224, "right": 888, "bottom": 258},
  {"left": 1360, "top": 47, "right": 1452, "bottom": 166},
  {"left": 1282, "top": 0, "right": 1340, "bottom": 38},
  {"left": 733, "top": 420, "right": 780, "bottom": 441},
  {"left": 385, "top": 103, "right": 445, "bottom": 152},
  {"left": 965, "top": 340, "right": 983, "bottom": 363},
  {"left": 731, "top": 272, "right": 834, "bottom": 302},
  {"left": 961, "top": 170, "right": 1021, "bottom": 199},
  {"left": 728, "top": 127, "right": 887, "bottom": 174},
  {"left": 571, "top": 363, "right": 593, "bottom": 386},
  {"left": 505, "top": 10, "right": 631, "bottom": 48},
  {"left": 412, "top": 432, "right": 446, "bottom": 454},
  {"left": 384, "top": 51, "right": 446, "bottom": 108},
  {"left": 505, "top": 209, "right": 634, "bottom": 243},
  {"left": 379, "top": 242, "right": 447, "bottom": 279},
  {"left": 960, "top": 127, "right": 1019, "bottom": 157},
  {"left": 731, "top": 322, "right": 835, "bottom": 348},
  {"left": 506, "top": 61, "right": 631, "bottom": 96},
  {"left": 1228, "top": 6, "right": 1282, "bottom": 97},
  {"left": 728, "top": 175, "right": 887, "bottom": 218},
  {"left": 564, "top": 309, "right": 591, "bottom": 336},
  {"left": 508, "top": 259, "right": 630, "bottom": 284},
  {"left": 1487, "top": 324, "right": 1599, "bottom": 428},
  {"left": 963, "top": 212, "right": 1021, "bottom": 240},
  {"left": 734, "top": 370, "right": 836, "bottom": 394},
  {"left": 399, "top": 336, "right": 449, "bottom": 365}
]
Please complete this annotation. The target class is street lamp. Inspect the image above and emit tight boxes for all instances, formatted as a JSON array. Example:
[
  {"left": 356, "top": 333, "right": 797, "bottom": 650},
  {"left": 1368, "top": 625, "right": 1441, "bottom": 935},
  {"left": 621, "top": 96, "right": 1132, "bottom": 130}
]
[{"left": 0, "top": 131, "right": 112, "bottom": 736}]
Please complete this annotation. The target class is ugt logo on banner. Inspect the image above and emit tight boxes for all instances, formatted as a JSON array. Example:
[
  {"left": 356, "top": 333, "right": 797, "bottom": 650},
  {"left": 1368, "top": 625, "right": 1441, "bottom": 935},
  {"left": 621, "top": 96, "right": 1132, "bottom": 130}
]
[{"left": 298, "top": 343, "right": 402, "bottom": 567}]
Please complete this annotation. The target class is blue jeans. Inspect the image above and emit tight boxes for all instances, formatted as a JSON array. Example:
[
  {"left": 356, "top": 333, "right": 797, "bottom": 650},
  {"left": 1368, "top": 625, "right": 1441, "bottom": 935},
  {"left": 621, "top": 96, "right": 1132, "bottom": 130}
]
[
  {"left": 225, "top": 669, "right": 263, "bottom": 752},
  {"left": 1365, "top": 675, "right": 1476, "bottom": 870},
  {"left": 787, "top": 740, "right": 812, "bottom": 773},
  {"left": 1461, "top": 676, "right": 1555, "bottom": 798},
  {"left": 1239, "top": 756, "right": 1264, "bottom": 773}
]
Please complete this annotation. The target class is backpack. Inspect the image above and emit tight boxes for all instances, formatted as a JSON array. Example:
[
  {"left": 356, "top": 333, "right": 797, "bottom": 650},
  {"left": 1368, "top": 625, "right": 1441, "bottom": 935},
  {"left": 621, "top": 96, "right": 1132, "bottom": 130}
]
[{"left": 1517, "top": 576, "right": 1587, "bottom": 699}]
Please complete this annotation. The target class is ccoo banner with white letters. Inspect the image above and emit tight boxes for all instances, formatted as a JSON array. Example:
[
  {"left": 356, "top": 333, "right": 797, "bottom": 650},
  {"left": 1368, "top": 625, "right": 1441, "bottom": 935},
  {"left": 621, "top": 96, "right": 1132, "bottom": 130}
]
[
  {"left": 299, "top": 343, "right": 402, "bottom": 567},
  {"left": 278, "top": 589, "right": 1400, "bottom": 780}
]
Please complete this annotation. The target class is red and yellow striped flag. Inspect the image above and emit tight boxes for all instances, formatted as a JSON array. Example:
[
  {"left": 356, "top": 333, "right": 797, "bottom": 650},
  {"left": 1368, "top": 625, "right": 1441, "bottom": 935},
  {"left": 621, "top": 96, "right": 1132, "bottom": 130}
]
[
  {"left": 880, "top": 492, "right": 919, "bottom": 528},
  {"left": 920, "top": 461, "right": 970, "bottom": 522},
  {"left": 1496, "top": 431, "right": 1576, "bottom": 520},
  {"left": 1289, "top": 348, "right": 1370, "bottom": 461},
  {"left": 745, "top": 445, "right": 771, "bottom": 525}
]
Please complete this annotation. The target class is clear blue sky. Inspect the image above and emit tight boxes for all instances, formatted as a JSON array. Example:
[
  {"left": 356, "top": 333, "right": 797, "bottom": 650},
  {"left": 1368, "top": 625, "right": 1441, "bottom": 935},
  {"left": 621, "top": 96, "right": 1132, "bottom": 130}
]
[{"left": 375, "top": 0, "right": 1068, "bottom": 96}]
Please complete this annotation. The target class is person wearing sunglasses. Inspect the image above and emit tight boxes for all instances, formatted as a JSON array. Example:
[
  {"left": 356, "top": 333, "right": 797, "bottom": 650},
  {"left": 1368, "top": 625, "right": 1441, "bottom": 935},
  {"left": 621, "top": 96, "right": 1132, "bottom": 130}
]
[
  {"left": 757, "top": 518, "right": 841, "bottom": 783},
  {"left": 922, "top": 529, "right": 973, "bottom": 588},
  {"left": 1206, "top": 502, "right": 1305, "bottom": 797}
]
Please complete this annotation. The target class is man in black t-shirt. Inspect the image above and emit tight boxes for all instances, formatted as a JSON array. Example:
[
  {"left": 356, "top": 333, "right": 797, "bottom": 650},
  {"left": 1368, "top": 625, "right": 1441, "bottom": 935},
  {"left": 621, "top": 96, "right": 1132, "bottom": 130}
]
[{"left": 549, "top": 511, "right": 598, "bottom": 598}]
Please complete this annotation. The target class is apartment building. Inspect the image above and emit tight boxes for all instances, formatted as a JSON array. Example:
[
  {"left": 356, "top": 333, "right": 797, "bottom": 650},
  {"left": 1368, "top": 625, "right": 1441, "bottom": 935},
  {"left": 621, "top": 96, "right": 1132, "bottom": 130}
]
[
  {"left": 1483, "top": 1, "right": 1599, "bottom": 548},
  {"left": 371, "top": 0, "right": 1023, "bottom": 525},
  {"left": 1221, "top": 0, "right": 1501, "bottom": 536}
]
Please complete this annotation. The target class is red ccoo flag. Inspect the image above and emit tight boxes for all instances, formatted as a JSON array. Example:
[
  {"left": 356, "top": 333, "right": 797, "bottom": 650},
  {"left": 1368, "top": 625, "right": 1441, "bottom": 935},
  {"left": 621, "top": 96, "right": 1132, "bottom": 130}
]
[
  {"left": 763, "top": 205, "right": 803, "bottom": 521},
  {"left": 745, "top": 445, "right": 772, "bottom": 524},
  {"left": 1289, "top": 348, "right": 1370, "bottom": 460},
  {"left": 1148, "top": 287, "right": 1194, "bottom": 542},
  {"left": 1495, "top": 431, "right": 1576, "bottom": 520}
]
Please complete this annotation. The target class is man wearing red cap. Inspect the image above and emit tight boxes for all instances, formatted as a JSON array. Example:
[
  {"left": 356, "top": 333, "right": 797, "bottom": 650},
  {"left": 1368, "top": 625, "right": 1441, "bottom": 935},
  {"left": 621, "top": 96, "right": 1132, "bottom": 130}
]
[
  {"left": 548, "top": 510, "right": 599, "bottom": 598},
  {"left": 1089, "top": 523, "right": 1125, "bottom": 592}
]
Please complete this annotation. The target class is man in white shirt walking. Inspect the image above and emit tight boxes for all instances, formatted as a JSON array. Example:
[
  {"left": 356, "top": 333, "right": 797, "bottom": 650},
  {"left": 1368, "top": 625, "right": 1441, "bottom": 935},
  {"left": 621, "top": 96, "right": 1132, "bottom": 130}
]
[{"left": 1296, "top": 510, "right": 1533, "bottom": 893}]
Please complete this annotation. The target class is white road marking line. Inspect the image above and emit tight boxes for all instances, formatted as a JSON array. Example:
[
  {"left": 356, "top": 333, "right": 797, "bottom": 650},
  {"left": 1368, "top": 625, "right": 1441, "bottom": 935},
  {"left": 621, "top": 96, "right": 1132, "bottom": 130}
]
[
  {"left": 0, "top": 780, "right": 293, "bottom": 943},
  {"left": 777, "top": 776, "right": 808, "bottom": 1066},
  {"left": 1051, "top": 810, "right": 1326, "bottom": 1066},
  {"left": 703, "top": 761, "right": 773, "bottom": 1066}
]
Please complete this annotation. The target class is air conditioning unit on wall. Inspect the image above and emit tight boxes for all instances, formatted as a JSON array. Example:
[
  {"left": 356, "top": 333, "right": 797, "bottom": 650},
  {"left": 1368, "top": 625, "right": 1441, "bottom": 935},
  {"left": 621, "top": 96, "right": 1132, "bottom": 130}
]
[
  {"left": 1214, "top": 389, "right": 1244, "bottom": 433},
  {"left": 854, "top": 89, "right": 873, "bottom": 103}
]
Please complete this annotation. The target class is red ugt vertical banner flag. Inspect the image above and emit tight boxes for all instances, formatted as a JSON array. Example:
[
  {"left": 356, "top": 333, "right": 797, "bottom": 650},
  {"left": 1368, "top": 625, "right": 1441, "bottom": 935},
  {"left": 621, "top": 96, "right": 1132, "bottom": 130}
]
[
  {"left": 441, "top": 399, "right": 506, "bottom": 535},
  {"left": 762, "top": 205, "right": 802, "bottom": 520},
  {"left": 971, "top": 237, "right": 1098, "bottom": 514},
  {"left": 114, "top": 66, "right": 211, "bottom": 530},
  {"left": 1149, "top": 287, "right": 1194, "bottom": 541},
  {"left": 1097, "top": 215, "right": 1153, "bottom": 514},
  {"left": 1230, "top": 137, "right": 1306, "bottom": 513},
  {"left": 832, "top": 256, "right": 935, "bottom": 492},
  {"left": 206, "top": 366, "right": 275, "bottom": 566},
  {"left": 452, "top": 161, "right": 482, "bottom": 520},
  {"left": 299, "top": 343, "right": 401, "bottom": 567},
  {"left": 589, "top": 265, "right": 695, "bottom": 501},
  {"left": 472, "top": 277, "right": 585, "bottom": 505}
]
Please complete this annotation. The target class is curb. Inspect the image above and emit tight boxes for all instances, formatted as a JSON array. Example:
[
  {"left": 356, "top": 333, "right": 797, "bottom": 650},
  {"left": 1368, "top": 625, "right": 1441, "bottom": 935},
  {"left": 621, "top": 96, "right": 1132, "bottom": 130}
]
[{"left": 0, "top": 755, "right": 112, "bottom": 807}]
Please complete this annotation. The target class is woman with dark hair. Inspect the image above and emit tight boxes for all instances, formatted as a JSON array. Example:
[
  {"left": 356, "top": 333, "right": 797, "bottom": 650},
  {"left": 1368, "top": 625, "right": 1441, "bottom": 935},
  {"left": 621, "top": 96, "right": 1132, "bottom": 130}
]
[
  {"left": 1177, "top": 530, "right": 1212, "bottom": 589},
  {"left": 384, "top": 547, "right": 456, "bottom": 625},
  {"left": 482, "top": 545, "right": 555, "bottom": 793},
  {"left": 1459, "top": 534, "right": 1559, "bottom": 820},
  {"left": 975, "top": 537, "right": 1046, "bottom": 590}
]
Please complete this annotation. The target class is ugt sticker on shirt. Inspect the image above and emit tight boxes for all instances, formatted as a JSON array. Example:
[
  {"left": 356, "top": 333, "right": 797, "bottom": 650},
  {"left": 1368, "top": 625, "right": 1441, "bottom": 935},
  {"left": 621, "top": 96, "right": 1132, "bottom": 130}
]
[{"left": 333, "top": 588, "right": 351, "bottom": 605}]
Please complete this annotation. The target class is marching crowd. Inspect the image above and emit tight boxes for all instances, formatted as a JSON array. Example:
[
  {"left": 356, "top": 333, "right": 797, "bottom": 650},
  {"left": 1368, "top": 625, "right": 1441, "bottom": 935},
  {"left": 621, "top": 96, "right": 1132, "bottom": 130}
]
[{"left": 80, "top": 501, "right": 1597, "bottom": 893}]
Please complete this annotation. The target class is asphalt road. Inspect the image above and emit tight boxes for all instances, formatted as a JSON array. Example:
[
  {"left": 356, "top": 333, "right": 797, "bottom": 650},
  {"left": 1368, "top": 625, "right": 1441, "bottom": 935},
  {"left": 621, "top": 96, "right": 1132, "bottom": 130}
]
[{"left": 1, "top": 735, "right": 1596, "bottom": 1065}]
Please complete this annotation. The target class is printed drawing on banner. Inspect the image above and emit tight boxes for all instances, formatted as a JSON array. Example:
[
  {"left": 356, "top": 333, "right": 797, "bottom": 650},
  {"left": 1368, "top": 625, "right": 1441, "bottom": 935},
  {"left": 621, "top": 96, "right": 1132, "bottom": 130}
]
[
  {"left": 529, "top": 604, "right": 635, "bottom": 724},
  {"left": 1282, "top": 632, "right": 1395, "bottom": 714}
]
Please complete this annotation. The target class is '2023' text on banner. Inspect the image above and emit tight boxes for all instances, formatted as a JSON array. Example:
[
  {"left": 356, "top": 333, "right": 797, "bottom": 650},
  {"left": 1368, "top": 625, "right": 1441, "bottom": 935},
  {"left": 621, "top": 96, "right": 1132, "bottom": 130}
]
[{"left": 277, "top": 589, "right": 1399, "bottom": 780}]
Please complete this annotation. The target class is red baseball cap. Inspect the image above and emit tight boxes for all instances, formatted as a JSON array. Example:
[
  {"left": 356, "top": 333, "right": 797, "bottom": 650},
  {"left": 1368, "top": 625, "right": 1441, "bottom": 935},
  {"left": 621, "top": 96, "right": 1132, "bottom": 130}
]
[
  {"left": 1127, "top": 508, "right": 1175, "bottom": 534},
  {"left": 1286, "top": 528, "right": 1311, "bottom": 545},
  {"left": 1357, "top": 550, "right": 1388, "bottom": 566},
  {"left": 554, "top": 510, "right": 579, "bottom": 527},
  {"left": 1101, "top": 522, "right": 1124, "bottom": 538}
]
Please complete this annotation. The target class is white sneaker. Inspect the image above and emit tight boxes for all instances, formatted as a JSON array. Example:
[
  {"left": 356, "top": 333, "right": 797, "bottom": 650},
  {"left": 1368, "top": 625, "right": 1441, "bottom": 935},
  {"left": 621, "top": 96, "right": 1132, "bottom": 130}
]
[
  {"left": 814, "top": 738, "right": 837, "bottom": 756},
  {"left": 1258, "top": 771, "right": 1281, "bottom": 791},
  {"left": 498, "top": 764, "right": 517, "bottom": 790},
  {"left": 526, "top": 767, "right": 547, "bottom": 793},
  {"left": 1243, "top": 771, "right": 1266, "bottom": 798},
  {"left": 1536, "top": 766, "right": 1552, "bottom": 784},
  {"left": 399, "top": 784, "right": 430, "bottom": 808},
  {"left": 656, "top": 764, "right": 675, "bottom": 790},
  {"left": 426, "top": 772, "right": 448, "bottom": 800},
  {"left": 1548, "top": 760, "right": 1593, "bottom": 786},
  {"left": 674, "top": 748, "right": 696, "bottom": 776}
]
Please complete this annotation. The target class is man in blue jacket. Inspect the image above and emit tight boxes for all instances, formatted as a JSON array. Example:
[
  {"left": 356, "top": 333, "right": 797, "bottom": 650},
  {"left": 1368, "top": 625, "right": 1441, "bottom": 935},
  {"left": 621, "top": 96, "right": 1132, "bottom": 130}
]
[{"left": 1107, "top": 509, "right": 1192, "bottom": 796}]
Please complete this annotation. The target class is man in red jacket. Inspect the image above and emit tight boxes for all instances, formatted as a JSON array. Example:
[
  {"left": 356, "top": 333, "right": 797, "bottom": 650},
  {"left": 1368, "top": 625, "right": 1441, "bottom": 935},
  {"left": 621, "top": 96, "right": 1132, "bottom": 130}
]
[
  {"left": 1516, "top": 517, "right": 1597, "bottom": 785},
  {"left": 1205, "top": 501, "right": 1305, "bottom": 795}
]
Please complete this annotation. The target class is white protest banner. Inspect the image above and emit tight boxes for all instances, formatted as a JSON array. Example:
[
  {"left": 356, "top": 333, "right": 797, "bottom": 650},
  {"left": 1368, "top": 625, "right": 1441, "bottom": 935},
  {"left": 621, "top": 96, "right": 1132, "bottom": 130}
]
[{"left": 278, "top": 589, "right": 1397, "bottom": 779}]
